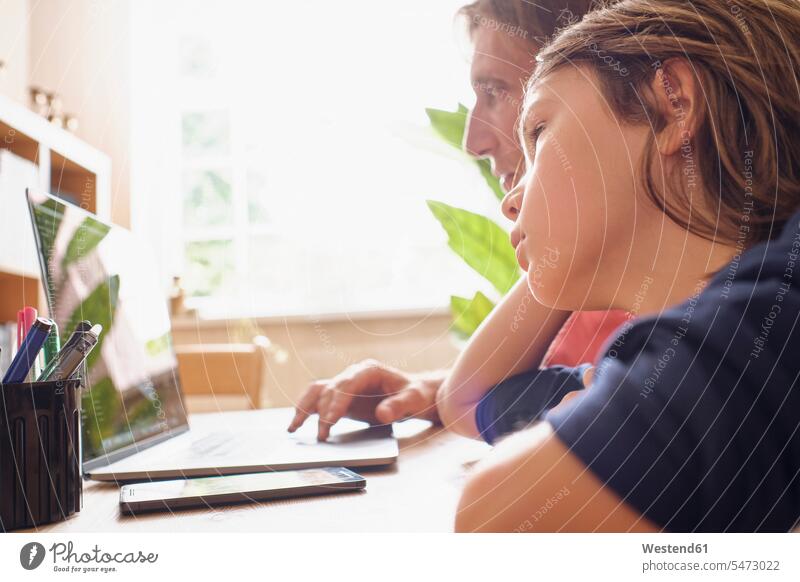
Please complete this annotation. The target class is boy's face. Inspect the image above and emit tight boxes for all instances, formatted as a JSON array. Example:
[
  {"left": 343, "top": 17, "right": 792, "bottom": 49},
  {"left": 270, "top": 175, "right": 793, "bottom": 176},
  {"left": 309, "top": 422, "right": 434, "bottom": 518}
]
[
  {"left": 464, "top": 25, "right": 536, "bottom": 193},
  {"left": 502, "top": 66, "right": 656, "bottom": 310}
]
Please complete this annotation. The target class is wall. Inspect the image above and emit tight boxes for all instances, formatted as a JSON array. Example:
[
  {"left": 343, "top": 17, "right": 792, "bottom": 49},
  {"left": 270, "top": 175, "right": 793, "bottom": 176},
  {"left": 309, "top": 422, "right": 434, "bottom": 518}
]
[
  {"left": 0, "top": 0, "right": 131, "bottom": 226},
  {"left": 0, "top": 0, "right": 30, "bottom": 104},
  {"left": 27, "top": 0, "right": 132, "bottom": 227},
  {"left": 172, "top": 311, "right": 460, "bottom": 409}
]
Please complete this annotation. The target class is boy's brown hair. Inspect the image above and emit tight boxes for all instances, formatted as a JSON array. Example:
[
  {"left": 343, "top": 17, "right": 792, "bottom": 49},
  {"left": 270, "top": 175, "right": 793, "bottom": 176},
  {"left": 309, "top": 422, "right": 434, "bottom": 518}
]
[{"left": 531, "top": 0, "right": 800, "bottom": 245}]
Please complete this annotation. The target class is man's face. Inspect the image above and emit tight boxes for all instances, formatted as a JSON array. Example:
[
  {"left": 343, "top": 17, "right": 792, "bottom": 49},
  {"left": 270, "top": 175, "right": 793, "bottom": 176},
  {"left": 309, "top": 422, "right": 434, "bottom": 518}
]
[{"left": 464, "top": 24, "right": 536, "bottom": 193}]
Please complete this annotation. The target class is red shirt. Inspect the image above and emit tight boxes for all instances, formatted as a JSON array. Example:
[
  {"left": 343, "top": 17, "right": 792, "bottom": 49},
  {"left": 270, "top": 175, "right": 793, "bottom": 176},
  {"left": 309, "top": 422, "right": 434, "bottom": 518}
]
[{"left": 542, "top": 310, "right": 631, "bottom": 367}]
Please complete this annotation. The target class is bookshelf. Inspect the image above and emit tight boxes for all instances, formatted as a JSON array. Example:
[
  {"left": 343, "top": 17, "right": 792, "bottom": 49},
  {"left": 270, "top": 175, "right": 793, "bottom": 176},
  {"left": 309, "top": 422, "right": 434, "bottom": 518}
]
[{"left": 0, "top": 92, "right": 111, "bottom": 321}]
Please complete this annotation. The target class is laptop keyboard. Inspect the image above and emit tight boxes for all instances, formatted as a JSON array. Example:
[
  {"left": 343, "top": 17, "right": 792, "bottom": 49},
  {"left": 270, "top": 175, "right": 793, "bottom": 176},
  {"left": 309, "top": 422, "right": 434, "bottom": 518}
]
[{"left": 188, "top": 432, "right": 239, "bottom": 457}]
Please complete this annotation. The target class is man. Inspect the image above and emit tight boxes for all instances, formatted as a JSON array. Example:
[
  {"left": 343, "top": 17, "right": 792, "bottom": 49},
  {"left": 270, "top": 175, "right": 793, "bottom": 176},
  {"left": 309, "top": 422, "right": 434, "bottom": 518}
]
[{"left": 287, "top": 0, "right": 628, "bottom": 442}]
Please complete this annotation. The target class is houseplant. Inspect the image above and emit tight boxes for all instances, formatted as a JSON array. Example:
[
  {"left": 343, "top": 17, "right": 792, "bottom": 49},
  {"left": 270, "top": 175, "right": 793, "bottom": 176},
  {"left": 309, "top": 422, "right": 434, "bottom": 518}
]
[{"left": 425, "top": 104, "right": 520, "bottom": 339}]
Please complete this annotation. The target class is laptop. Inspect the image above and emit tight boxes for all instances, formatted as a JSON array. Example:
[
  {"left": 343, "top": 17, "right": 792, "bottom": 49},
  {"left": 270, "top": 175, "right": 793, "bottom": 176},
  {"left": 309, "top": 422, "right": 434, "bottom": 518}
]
[{"left": 26, "top": 189, "right": 398, "bottom": 483}]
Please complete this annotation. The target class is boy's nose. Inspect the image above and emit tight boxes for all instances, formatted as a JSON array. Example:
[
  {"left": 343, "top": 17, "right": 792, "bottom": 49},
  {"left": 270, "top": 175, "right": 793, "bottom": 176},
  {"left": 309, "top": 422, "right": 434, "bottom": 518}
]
[{"left": 501, "top": 179, "right": 523, "bottom": 221}]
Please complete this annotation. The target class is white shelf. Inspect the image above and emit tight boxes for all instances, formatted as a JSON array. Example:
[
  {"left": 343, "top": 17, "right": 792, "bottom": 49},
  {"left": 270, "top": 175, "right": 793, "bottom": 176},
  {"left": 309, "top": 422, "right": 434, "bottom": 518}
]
[
  {"left": 0, "top": 91, "right": 111, "bottom": 321},
  {"left": 0, "top": 150, "right": 40, "bottom": 278}
]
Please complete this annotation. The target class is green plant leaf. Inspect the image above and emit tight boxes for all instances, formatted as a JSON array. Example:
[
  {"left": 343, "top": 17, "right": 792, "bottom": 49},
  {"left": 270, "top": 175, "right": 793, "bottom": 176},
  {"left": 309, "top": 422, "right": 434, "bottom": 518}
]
[
  {"left": 425, "top": 103, "right": 519, "bottom": 339},
  {"left": 450, "top": 292, "right": 495, "bottom": 339},
  {"left": 426, "top": 104, "right": 505, "bottom": 201},
  {"left": 427, "top": 200, "right": 520, "bottom": 294},
  {"left": 425, "top": 104, "right": 469, "bottom": 150},
  {"left": 63, "top": 218, "right": 111, "bottom": 269},
  {"left": 477, "top": 158, "right": 505, "bottom": 201}
]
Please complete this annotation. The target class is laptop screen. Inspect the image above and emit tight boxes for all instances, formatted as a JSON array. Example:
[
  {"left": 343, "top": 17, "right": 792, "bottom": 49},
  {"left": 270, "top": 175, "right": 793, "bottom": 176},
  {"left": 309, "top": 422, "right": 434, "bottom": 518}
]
[{"left": 26, "top": 190, "right": 188, "bottom": 467}]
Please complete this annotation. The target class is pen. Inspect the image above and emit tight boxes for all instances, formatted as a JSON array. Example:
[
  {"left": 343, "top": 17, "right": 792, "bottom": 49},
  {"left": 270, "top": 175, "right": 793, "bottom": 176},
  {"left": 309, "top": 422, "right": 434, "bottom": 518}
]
[
  {"left": 18, "top": 306, "right": 38, "bottom": 345},
  {"left": 38, "top": 324, "right": 102, "bottom": 382},
  {"left": 43, "top": 321, "right": 61, "bottom": 367},
  {"left": 52, "top": 320, "right": 92, "bottom": 359},
  {"left": 60, "top": 321, "right": 92, "bottom": 352},
  {"left": 38, "top": 321, "right": 93, "bottom": 381},
  {"left": 17, "top": 306, "right": 42, "bottom": 379},
  {"left": 2, "top": 317, "right": 54, "bottom": 384}
]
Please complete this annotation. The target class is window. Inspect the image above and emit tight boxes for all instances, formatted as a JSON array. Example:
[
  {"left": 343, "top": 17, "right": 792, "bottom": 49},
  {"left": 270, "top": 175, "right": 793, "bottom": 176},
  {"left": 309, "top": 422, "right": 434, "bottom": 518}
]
[{"left": 131, "top": 0, "right": 506, "bottom": 317}]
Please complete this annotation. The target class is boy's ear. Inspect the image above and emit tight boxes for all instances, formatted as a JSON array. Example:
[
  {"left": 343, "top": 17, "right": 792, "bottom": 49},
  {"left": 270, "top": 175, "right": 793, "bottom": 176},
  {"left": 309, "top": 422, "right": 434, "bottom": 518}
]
[{"left": 651, "top": 58, "right": 702, "bottom": 156}]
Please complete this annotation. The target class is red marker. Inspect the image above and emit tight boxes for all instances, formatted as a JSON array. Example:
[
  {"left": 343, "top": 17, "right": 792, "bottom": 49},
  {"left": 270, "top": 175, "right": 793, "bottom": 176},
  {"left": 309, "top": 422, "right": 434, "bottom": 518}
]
[
  {"left": 18, "top": 307, "right": 38, "bottom": 346},
  {"left": 23, "top": 307, "right": 37, "bottom": 334}
]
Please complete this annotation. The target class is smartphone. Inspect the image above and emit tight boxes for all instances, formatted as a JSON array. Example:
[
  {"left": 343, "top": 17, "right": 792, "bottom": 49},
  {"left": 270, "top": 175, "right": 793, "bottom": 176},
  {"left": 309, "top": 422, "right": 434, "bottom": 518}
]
[{"left": 119, "top": 467, "right": 365, "bottom": 514}]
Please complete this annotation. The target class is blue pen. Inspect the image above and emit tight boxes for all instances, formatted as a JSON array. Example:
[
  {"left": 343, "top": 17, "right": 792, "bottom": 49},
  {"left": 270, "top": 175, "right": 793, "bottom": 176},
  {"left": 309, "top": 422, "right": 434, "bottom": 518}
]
[{"left": 2, "top": 317, "right": 53, "bottom": 384}]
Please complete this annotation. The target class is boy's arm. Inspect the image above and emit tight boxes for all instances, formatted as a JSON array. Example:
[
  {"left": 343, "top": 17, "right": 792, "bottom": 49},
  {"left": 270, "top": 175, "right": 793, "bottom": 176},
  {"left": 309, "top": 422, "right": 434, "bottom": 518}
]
[
  {"left": 437, "top": 277, "right": 571, "bottom": 438},
  {"left": 455, "top": 423, "right": 660, "bottom": 532}
]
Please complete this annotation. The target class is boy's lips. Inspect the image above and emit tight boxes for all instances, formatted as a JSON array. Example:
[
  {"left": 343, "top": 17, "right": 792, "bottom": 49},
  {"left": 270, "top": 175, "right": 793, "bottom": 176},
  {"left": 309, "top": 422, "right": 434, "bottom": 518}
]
[{"left": 515, "top": 244, "right": 529, "bottom": 270}]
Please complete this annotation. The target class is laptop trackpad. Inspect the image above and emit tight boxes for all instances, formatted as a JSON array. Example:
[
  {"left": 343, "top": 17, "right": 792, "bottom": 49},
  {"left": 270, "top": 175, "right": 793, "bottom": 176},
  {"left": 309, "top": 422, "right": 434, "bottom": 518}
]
[
  {"left": 185, "top": 422, "right": 393, "bottom": 459},
  {"left": 86, "top": 409, "right": 398, "bottom": 481}
]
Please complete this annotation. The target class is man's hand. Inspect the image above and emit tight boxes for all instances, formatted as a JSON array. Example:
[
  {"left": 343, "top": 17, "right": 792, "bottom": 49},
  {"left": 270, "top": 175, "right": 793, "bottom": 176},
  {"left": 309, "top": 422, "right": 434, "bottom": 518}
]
[{"left": 287, "top": 359, "right": 446, "bottom": 441}]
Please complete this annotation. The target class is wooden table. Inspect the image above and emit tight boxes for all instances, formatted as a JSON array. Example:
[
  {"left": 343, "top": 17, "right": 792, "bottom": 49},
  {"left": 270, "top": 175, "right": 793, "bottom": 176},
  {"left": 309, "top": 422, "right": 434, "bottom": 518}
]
[{"left": 26, "top": 409, "right": 490, "bottom": 533}]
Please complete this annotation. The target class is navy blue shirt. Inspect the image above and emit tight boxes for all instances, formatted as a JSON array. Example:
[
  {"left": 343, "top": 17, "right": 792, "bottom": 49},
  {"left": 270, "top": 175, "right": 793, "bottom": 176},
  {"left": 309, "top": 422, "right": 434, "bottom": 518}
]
[{"left": 476, "top": 212, "right": 800, "bottom": 532}]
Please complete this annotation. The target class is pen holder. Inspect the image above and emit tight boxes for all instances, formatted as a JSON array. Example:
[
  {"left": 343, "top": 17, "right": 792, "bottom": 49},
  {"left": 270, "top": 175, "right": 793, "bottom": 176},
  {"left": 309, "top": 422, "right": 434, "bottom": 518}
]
[{"left": 0, "top": 378, "right": 83, "bottom": 531}]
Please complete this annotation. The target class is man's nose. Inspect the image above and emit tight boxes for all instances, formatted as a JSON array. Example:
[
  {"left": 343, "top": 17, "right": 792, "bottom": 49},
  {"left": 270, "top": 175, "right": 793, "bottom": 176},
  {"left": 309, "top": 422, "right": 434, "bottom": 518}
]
[{"left": 464, "top": 108, "right": 496, "bottom": 159}]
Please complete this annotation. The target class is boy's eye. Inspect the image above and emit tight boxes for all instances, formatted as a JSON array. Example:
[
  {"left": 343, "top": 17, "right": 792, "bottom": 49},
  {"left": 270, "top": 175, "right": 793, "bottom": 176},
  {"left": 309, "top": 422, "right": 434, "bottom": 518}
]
[
  {"left": 532, "top": 123, "right": 546, "bottom": 142},
  {"left": 525, "top": 122, "right": 546, "bottom": 152}
]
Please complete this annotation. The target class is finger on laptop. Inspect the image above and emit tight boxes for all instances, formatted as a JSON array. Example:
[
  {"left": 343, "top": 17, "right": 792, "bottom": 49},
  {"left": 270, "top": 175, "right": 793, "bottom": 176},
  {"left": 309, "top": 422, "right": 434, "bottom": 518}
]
[
  {"left": 316, "top": 386, "right": 358, "bottom": 441},
  {"left": 315, "top": 364, "right": 388, "bottom": 440},
  {"left": 316, "top": 386, "right": 341, "bottom": 441},
  {"left": 374, "top": 386, "right": 425, "bottom": 424},
  {"left": 288, "top": 382, "right": 325, "bottom": 432}
]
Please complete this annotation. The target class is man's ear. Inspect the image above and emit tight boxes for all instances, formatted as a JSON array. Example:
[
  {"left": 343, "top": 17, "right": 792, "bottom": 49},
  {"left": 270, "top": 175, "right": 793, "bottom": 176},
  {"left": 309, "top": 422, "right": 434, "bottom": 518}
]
[{"left": 650, "top": 58, "right": 702, "bottom": 156}]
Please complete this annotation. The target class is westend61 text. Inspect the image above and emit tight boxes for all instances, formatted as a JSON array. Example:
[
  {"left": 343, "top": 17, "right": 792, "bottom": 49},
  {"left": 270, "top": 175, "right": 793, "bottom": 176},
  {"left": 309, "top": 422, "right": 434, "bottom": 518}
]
[{"left": 642, "top": 543, "right": 708, "bottom": 554}]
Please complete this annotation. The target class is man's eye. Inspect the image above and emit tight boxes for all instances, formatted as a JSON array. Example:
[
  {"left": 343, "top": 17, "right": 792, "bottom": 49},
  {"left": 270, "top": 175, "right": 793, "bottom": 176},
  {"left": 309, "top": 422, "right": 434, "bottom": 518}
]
[{"left": 476, "top": 82, "right": 506, "bottom": 104}]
